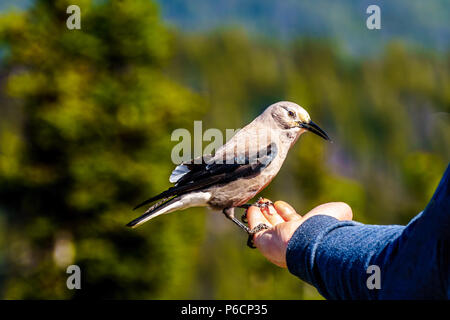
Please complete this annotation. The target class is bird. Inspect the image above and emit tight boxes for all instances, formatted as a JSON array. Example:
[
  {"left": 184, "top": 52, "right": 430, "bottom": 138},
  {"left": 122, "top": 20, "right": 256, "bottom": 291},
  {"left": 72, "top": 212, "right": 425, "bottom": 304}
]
[{"left": 127, "top": 101, "right": 331, "bottom": 247}]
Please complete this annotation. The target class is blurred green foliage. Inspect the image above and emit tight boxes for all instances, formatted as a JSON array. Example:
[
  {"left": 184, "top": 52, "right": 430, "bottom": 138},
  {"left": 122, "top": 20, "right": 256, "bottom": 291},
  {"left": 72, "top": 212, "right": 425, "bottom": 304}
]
[
  {"left": 0, "top": 0, "right": 448, "bottom": 299},
  {"left": 0, "top": 0, "right": 206, "bottom": 299}
]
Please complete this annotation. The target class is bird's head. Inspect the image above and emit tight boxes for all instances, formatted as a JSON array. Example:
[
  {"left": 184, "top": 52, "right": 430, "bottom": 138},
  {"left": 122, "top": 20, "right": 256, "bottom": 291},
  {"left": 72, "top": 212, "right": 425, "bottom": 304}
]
[{"left": 268, "top": 101, "right": 331, "bottom": 141}]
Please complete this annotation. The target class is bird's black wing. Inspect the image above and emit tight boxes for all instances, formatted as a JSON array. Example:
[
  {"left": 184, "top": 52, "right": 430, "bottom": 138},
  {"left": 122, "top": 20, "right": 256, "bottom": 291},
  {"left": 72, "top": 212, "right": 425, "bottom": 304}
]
[{"left": 133, "top": 142, "right": 278, "bottom": 210}]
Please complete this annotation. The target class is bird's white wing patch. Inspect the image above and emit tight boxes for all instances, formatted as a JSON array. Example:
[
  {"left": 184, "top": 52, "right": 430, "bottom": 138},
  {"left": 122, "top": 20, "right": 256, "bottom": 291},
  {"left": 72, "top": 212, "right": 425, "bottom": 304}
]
[{"left": 169, "top": 164, "right": 190, "bottom": 183}]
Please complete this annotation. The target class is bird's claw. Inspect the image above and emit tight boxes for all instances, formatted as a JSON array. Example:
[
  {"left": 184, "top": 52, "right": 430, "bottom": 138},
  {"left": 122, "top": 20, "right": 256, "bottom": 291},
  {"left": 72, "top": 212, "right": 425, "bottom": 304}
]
[
  {"left": 246, "top": 223, "right": 270, "bottom": 249},
  {"left": 256, "top": 198, "right": 273, "bottom": 208},
  {"left": 238, "top": 199, "right": 273, "bottom": 220},
  {"left": 255, "top": 198, "right": 273, "bottom": 215},
  {"left": 248, "top": 222, "right": 271, "bottom": 235},
  {"left": 247, "top": 235, "right": 257, "bottom": 249},
  {"left": 241, "top": 211, "right": 248, "bottom": 223},
  {"left": 237, "top": 201, "right": 272, "bottom": 248}
]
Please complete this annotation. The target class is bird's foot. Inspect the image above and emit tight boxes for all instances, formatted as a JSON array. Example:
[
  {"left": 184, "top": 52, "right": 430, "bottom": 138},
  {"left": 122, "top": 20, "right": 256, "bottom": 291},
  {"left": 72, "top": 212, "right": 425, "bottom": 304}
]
[
  {"left": 248, "top": 222, "right": 271, "bottom": 234},
  {"left": 238, "top": 198, "right": 273, "bottom": 223},
  {"left": 256, "top": 197, "right": 273, "bottom": 208},
  {"left": 223, "top": 207, "right": 270, "bottom": 249},
  {"left": 247, "top": 235, "right": 257, "bottom": 249},
  {"left": 237, "top": 204, "right": 251, "bottom": 223},
  {"left": 223, "top": 208, "right": 250, "bottom": 233},
  {"left": 241, "top": 210, "right": 248, "bottom": 223},
  {"left": 246, "top": 223, "right": 270, "bottom": 249},
  {"left": 254, "top": 198, "right": 274, "bottom": 215}
]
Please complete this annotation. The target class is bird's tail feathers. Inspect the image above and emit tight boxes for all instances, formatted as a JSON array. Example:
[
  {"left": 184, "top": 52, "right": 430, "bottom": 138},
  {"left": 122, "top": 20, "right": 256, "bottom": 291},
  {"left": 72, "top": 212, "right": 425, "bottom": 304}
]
[
  {"left": 133, "top": 192, "right": 168, "bottom": 211},
  {"left": 127, "top": 191, "right": 211, "bottom": 229},
  {"left": 126, "top": 196, "right": 182, "bottom": 228}
]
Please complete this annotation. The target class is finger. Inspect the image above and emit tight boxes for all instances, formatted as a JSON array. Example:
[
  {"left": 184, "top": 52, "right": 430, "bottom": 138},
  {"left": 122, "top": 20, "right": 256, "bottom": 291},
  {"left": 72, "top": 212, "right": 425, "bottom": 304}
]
[
  {"left": 274, "top": 201, "right": 301, "bottom": 221},
  {"left": 260, "top": 202, "right": 285, "bottom": 226},
  {"left": 303, "top": 202, "right": 353, "bottom": 221},
  {"left": 247, "top": 205, "right": 272, "bottom": 230}
]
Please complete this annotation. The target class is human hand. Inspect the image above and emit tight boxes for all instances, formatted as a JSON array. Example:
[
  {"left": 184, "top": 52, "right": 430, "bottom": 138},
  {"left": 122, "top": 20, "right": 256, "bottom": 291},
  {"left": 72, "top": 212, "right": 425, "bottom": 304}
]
[{"left": 247, "top": 200, "right": 353, "bottom": 268}]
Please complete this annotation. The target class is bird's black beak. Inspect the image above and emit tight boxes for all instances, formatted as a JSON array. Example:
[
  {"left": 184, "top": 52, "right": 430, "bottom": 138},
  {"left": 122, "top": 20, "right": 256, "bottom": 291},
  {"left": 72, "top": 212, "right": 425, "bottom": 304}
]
[{"left": 298, "top": 120, "right": 331, "bottom": 141}]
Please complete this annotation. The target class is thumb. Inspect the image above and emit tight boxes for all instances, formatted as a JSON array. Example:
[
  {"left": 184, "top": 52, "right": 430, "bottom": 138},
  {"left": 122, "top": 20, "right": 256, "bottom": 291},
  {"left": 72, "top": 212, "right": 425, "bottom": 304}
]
[{"left": 303, "top": 202, "right": 353, "bottom": 221}]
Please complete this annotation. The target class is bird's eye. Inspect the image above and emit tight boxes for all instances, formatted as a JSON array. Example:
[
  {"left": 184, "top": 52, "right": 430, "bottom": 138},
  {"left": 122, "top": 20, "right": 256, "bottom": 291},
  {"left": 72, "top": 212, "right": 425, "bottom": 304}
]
[{"left": 288, "top": 110, "right": 295, "bottom": 118}]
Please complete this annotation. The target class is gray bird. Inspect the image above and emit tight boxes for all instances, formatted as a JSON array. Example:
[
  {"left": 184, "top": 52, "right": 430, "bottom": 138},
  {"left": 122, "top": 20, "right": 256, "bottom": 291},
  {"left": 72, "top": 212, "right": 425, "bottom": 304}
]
[{"left": 127, "top": 101, "right": 330, "bottom": 247}]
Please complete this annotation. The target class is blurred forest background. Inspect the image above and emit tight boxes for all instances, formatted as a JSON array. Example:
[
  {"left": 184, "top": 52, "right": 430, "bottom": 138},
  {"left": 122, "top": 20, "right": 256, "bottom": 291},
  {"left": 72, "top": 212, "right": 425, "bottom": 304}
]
[{"left": 0, "top": 0, "right": 448, "bottom": 299}]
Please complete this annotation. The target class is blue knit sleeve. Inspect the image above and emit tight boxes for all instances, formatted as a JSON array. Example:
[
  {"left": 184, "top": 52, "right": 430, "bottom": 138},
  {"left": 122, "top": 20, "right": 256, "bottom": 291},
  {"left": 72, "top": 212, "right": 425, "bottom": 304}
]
[{"left": 286, "top": 164, "right": 450, "bottom": 300}]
